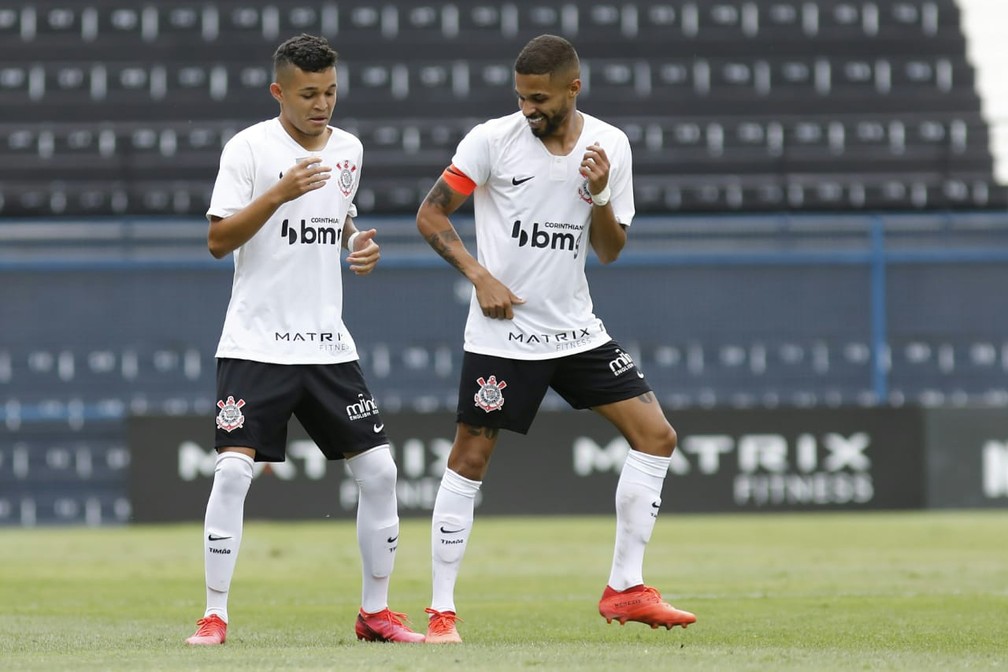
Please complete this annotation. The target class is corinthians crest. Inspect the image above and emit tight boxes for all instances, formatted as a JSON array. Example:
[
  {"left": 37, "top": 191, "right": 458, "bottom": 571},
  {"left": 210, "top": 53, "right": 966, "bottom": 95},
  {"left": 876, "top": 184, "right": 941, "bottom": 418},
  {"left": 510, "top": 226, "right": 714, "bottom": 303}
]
[
  {"left": 216, "top": 395, "right": 246, "bottom": 432},
  {"left": 336, "top": 159, "right": 357, "bottom": 197},
  {"left": 474, "top": 375, "right": 507, "bottom": 413}
]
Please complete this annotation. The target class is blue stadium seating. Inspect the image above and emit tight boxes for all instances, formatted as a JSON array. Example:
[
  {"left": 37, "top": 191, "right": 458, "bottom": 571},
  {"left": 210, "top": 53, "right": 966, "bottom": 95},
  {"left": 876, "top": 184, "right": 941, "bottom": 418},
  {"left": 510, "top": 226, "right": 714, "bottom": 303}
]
[{"left": 0, "top": 0, "right": 1002, "bottom": 216}]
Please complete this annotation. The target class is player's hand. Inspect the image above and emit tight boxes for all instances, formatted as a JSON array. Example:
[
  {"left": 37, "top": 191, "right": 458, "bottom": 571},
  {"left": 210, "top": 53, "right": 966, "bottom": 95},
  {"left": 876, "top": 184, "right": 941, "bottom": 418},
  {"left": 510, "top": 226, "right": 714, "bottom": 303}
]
[
  {"left": 579, "top": 143, "right": 610, "bottom": 198},
  {"left": 279, "top": 156, "right": 332, "bottom": 201},
  {"left": 474, "top": 273, "right": 525, "bottom": 320},
  {"left": 347, "top": 228, "right": 380, "bottom": 275}
]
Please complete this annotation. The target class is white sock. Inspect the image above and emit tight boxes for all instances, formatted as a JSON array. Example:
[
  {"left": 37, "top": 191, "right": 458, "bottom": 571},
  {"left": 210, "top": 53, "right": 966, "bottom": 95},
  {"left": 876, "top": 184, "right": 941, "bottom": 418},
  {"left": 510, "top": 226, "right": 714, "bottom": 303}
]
[
  {"left": 203, "top": 452, "right": 254, "bottom": 622},
  {"left": 608, "top": 450, "right": 671, "bottom": 592},
  {"left": 346, "top": 445, "right": 400, "bottom": 614},
  {"left": 430, "top": 469, "right": 481, "bottom": 613}
]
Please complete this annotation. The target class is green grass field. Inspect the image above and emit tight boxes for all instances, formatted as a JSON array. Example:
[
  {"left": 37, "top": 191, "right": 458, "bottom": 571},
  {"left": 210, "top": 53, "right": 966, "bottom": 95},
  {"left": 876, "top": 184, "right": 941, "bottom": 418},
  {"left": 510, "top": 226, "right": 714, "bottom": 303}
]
[{"left": 1, "top": 511, "right": 1005, "bottom": 671}]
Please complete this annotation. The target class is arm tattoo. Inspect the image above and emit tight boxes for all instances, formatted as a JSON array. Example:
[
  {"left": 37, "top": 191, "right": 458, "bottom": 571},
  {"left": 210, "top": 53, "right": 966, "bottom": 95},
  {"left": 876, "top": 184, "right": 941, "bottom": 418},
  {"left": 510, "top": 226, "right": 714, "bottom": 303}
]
[
  {"left": 424, "top": 179, "right": 456, "bottom": 208},
  {"left": 422, "top": 178, "right": 468, "bottom": 273},
  {"left": 425, "top": 229, "right": 465, "bottom": 273}
]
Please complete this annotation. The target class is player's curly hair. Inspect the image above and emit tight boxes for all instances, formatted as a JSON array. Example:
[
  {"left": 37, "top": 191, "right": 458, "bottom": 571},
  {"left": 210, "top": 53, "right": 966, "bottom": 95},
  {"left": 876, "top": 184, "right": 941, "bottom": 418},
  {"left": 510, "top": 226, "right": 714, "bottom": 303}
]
[
  {"left": 273, "top": 33, "right": 338, "bottom": 75},
  {"left": 514, "top": 34, "right": 579, "bottom": 80}
]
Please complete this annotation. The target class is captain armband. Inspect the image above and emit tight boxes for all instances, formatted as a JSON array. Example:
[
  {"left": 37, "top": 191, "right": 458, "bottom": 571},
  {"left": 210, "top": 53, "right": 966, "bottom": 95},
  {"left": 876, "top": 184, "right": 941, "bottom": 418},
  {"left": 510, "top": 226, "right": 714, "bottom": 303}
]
[{"left": 441, "top": 164, "right": 477, "bottom": 195}]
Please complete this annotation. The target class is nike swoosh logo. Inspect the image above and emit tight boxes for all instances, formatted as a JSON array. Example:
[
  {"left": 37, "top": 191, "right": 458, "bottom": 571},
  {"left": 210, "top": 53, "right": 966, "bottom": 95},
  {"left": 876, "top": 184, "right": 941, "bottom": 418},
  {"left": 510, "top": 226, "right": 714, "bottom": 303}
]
[
  {"left": 637, "top": 370, "right": 645, "bottom": 378},
  {"left": 373, "top": 423, "right": 384, "bottom": 433},
  {"left": 208, "top": 534, "right": 232, "bottom": 541},
  {"left": 512, "top": 176, "right": 535, "bottom": 185},
  {"left": 440, "top": 525, "right": 466, "bottom": 534},
  {"left": 387, "top": 535, "right": 399, "bottom": 543},
  {"left": 651, "top": 501, "right": 661, "bottom": 509}
]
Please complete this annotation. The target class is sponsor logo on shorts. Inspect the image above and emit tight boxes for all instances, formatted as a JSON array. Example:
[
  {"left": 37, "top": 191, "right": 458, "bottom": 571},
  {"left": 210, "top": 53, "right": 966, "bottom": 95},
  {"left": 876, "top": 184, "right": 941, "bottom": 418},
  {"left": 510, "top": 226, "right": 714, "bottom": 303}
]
[
  {"left": 608, "top": 349, "right": 640, "bottom": 377},
  {"left": 216, "top": 396, "right": 246, "bottom": 432},
  {"left": 474, "top": 375, "right": 507, "bottom": 412},
  {"left": 346, "top": 393, "right": 379, "bottom": 421}
]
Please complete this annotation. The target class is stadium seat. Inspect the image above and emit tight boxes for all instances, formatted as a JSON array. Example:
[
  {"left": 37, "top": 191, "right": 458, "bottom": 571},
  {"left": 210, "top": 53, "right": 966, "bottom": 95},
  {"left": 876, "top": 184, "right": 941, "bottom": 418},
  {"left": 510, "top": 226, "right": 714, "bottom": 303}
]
[{"left": 0, "top": 0, "right": 1000, "bottom": 217}]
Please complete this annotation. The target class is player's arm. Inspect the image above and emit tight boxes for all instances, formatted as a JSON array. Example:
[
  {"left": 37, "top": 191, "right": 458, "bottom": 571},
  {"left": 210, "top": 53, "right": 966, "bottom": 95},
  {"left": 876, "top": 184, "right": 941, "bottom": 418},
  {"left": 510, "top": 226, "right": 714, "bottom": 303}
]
[
  {"left": 341, "top": 213, "right": 380, "bottom": 276},
  {"left": 581, "top": 143, "right": 627, "bottom": 265},
  {"left": 417, "top": 167, "right": 525, "bottom": 319},
  {"left": 207, "top": 157, "right": 332, "bottom": 258}
]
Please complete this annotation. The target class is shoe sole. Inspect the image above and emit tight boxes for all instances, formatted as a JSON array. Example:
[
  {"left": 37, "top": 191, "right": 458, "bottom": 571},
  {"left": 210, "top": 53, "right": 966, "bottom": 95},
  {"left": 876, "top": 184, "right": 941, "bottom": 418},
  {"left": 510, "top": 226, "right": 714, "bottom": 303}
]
[
  {"left": 356, "top": 633, "right": 425, "bottom": 642},
  {"left": 600, "top": 611, "right": 695, "bottom": 629},
  {"left": 356, "top": 623, "right": 425, "bottom": 643},
  {"left": 425, "top": 633, "right": 462, "bottom": 644}
]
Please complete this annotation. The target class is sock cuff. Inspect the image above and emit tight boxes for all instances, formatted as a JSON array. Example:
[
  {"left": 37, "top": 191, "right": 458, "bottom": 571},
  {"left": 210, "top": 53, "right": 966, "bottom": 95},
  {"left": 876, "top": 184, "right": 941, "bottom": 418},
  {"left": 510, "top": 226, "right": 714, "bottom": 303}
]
[
  {"left": 347, "top": 444, "right": 391, "bottom": 464},
  {"left": 441, "top": 468, "right": 482, "bottom": 498},
  {"left": 216, "top": 451, "right": 254, "bottom": 469},
  {"left": 624, "top": 449, "right": 671, "bottom": 479}
]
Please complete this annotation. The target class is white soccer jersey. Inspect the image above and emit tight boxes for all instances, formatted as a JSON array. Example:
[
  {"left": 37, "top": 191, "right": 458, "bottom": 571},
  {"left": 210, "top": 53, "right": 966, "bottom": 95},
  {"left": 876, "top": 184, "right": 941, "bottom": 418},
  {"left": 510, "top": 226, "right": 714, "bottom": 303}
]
[
  {"left": 207, "top": 118, "right": 362, "bottom": 364},
  {"left": 451, "top": 110, "right": 635, "bottom": 359}
]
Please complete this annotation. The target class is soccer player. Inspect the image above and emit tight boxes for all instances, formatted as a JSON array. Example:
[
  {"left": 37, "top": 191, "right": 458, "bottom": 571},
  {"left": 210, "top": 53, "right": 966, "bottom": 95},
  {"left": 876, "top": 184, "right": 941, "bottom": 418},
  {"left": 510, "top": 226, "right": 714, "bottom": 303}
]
[
  {"left": 184, "top": 34, "right": 423, "bottom": 646},
  {"left": 415, "top": 34, "right": 696, "bottom": 643}
]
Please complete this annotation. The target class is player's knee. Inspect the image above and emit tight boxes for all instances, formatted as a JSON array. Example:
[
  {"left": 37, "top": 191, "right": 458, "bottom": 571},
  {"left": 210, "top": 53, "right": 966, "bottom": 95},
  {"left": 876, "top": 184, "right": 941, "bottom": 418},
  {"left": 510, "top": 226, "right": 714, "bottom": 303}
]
[
  {"left": 352, "top": 447, "right": 398, "bottom": 494},
  {"left": 641, "top": 422, "right": 677, "bottom": 458},
  {"left": 664, "top": 423, "right": 678, "bottom": 454},
  {"left": 447, "top": 449, "right": 490, "bottom": 480},
  {"left": 214, "top": 453, "right": 253, "bottom": 498}
]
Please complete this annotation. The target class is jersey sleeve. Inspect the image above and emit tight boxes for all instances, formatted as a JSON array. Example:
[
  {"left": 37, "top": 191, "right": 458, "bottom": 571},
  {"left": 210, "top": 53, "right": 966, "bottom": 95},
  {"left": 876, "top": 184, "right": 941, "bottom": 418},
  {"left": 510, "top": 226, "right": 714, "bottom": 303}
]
[
  {"left": 347, "top": 137, "right": 364, "bottom": 205},
  {"left": 450, "top": 122, "right": 493, "bottom": 188},
  {"left": 206, "top": 134, "right": 254, "bottom": 221},
  {"left": 608, "top": 131, "right": 636, "bottom": 227}
]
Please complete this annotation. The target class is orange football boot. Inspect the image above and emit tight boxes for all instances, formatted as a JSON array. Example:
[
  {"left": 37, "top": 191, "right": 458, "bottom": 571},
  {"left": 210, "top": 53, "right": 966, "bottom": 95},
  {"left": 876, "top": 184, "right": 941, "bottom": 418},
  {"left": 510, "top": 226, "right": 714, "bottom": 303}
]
[
  {"left": 355, "top": 608, "right": 425, "bottom": 643},
  {"left": 599, "top": 585, "right": 696, "bottom": 629},
  {"left": 424, "top": 608, "right": 462, "bottom": 644},
  {"left": 185, "top": 614, "right": 227, "bottom": 645}
]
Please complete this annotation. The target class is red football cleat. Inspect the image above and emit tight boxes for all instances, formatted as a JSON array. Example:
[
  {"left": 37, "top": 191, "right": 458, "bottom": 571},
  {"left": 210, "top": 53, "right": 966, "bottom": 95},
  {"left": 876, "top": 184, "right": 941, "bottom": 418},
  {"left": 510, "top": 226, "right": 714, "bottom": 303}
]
[
  {"left": 424, "top": 608, "right": 462, "bottom": 644},
  {"left": 185, "top": 614, "right": 227, "bottom": 645},
  {"left": 599, "top": 585, "right": 696, "bottom": 630},
  {"left": 355, "top": 608, "right": 425, "bottom": 643}
]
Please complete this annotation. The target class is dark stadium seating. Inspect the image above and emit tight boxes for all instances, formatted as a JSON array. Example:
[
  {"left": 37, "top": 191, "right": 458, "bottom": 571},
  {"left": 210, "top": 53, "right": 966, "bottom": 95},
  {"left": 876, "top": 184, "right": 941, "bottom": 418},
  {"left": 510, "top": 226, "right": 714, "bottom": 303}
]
[
  {"left": 0, "top": 0, "right": 1003, "bottom": 216},
  {"left": 14, "top": 330, "right": 1008, "bottom": 415}
]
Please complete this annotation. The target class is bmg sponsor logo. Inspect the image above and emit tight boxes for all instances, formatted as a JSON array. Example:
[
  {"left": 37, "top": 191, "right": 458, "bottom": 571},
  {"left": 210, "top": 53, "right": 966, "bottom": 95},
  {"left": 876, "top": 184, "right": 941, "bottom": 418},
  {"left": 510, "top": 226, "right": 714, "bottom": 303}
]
[
  {"left": 511, "top": 219, "right": 583, "bottom": 256},
  {"left": 280, "top": 218, "right": 340, "bottom": 246}
]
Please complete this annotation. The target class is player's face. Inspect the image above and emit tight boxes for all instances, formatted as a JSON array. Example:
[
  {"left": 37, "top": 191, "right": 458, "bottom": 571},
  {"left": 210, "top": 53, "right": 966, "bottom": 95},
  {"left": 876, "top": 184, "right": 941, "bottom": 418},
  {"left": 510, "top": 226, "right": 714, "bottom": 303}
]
[
  {"left": 271, "top": 65, "right": 338, "bottom": 140},
  {"left": 514, "top": 72, "right": 578, "bottom": 138}
]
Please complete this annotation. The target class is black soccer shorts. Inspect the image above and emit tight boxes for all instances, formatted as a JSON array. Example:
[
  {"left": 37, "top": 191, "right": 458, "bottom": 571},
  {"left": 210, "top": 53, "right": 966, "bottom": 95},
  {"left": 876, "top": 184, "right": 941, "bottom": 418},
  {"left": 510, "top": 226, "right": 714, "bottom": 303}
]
[
  {"left": 214, "top": 358, "right": 389, "bottom": 461},
  {"left": 456, "top": 339, "right": 652, "bottom": 434}
]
